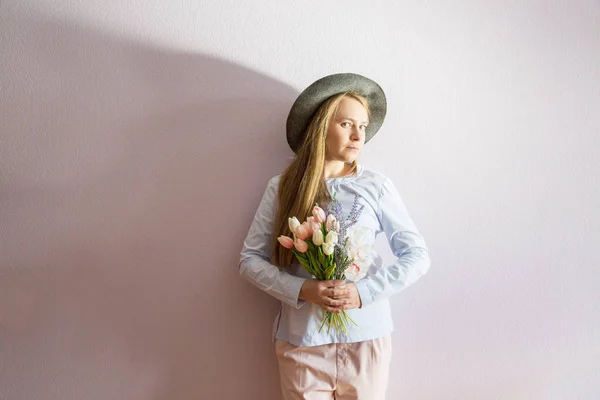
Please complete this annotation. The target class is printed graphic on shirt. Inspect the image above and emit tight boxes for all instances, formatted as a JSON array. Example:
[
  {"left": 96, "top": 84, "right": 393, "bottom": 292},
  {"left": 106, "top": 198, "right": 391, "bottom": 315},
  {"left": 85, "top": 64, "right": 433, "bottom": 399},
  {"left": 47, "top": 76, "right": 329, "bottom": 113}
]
[{"left": 326, "top": 194, "right": 375, "bottom": 282}]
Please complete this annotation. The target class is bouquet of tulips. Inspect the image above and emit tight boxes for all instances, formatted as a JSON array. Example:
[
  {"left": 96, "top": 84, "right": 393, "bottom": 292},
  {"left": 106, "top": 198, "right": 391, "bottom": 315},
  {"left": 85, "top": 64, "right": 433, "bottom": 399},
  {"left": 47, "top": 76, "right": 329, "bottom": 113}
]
[{"left": 277, "top": 201, "right": 373, "bottom": 334}]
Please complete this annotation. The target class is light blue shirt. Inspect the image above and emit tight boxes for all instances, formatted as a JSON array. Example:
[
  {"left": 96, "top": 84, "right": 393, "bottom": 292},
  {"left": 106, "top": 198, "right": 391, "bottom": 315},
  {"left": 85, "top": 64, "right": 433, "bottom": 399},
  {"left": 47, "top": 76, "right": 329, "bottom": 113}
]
[{"left": 238, "top": 165, "right": 431, "bottom": 347}]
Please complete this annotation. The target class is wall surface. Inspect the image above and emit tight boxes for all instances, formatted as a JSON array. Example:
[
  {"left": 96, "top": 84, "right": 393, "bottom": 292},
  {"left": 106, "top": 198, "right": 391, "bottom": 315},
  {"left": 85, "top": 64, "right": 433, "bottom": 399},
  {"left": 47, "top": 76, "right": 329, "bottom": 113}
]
[{"left": 1, "top": 1, "right": 599, "bottom": 399}]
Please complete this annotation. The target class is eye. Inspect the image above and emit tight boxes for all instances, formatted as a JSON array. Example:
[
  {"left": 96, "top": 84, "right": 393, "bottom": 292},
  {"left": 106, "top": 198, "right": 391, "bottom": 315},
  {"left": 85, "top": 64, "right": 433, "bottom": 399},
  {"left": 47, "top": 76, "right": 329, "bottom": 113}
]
[
  {"left": 341, "top": 122, "right": 351, "bottom": 128},
  {"left": 359, "top": 125, "right": 367, "bottom": 131}
]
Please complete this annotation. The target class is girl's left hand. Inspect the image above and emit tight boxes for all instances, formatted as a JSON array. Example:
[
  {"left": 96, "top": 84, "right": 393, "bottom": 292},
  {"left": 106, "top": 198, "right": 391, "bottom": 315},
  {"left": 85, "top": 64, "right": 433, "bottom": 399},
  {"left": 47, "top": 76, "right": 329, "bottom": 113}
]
[{"left": 337, "top": 283, "right": 362, "bottom": 311}]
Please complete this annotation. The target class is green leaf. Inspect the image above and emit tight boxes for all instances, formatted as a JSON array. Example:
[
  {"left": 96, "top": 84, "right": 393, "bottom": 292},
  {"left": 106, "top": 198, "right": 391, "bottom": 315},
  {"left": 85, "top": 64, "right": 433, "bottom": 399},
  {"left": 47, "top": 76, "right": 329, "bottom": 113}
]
[{"left": 325, "top": 264, "right": 336, "bottom": 280}]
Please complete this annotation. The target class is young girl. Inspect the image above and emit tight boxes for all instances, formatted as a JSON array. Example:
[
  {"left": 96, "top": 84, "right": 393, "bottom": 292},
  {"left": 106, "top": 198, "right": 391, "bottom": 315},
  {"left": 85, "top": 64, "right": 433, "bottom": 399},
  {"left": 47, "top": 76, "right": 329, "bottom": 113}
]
[{"left": 239, "top": 73, "right": 431, "bottom": 399}]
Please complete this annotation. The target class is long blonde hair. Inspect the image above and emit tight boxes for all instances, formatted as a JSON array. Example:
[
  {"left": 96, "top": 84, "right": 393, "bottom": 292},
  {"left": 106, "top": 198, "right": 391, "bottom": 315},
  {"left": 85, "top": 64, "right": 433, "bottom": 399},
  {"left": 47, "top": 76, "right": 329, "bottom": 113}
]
[{"left": 272, "top": 92, "right": 370, "bottom": 267}]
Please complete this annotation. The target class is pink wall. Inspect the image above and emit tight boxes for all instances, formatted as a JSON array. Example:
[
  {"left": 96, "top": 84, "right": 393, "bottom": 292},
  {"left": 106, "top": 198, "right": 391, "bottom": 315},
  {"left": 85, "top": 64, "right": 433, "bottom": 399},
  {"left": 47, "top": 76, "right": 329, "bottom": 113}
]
[
  {"left": 1, "top": 10, "right": 299, "bottom": 400},
  {"left": 2, "top": 1, "right": 600, "bottom": 399}
]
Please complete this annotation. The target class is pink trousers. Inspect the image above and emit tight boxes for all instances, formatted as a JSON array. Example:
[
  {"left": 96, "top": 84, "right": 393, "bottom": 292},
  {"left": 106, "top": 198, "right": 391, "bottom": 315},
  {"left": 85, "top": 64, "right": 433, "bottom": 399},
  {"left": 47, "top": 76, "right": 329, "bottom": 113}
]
[{"left": 275, "top": 335, "right": 392, "bottom": 400}]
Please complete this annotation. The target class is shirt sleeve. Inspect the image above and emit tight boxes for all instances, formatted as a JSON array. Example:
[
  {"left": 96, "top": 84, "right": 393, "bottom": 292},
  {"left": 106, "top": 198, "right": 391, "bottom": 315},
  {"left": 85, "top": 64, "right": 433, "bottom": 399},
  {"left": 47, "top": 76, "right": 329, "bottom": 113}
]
[
  {"left": 238, "top": 177, "right": 307, "bottom": 309},
  {"left": 355, "top": 177, "right": 431, "bottom": 307}
]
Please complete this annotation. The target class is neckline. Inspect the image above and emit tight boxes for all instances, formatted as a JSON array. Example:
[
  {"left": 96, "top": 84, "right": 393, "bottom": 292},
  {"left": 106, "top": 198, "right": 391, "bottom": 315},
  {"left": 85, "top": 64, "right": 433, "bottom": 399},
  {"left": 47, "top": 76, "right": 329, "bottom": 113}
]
[{"left": 324, "top": 164, "right": 363, "bottom": 183}]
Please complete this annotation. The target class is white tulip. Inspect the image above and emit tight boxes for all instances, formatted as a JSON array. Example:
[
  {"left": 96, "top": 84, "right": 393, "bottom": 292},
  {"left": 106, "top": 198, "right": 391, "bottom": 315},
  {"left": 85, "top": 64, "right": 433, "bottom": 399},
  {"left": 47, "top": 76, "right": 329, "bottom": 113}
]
[
  {"left": 325, "top": 231, "right": 338, "bottom": 245},
  {"left": 312, "top": 229, "right": 324, "bottom": 246},
  {"left": 322, "top": 242, "right": 335, "bottom": 256},
  {"left": 288, "top": 217, "right": 301, "bottom": 233}
]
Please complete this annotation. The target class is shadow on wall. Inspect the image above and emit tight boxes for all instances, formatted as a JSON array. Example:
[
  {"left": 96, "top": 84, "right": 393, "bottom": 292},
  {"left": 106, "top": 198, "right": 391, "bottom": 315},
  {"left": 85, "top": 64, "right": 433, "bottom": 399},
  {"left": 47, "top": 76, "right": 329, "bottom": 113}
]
[{"left": 1, "top": 8, "right": 296, "bottom": 400}]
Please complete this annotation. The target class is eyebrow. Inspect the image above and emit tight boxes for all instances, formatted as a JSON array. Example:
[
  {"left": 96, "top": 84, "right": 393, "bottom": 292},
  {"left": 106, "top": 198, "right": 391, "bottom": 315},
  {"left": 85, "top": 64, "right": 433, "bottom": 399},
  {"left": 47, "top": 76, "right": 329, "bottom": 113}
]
[{"left": 337, "top": 117, "right": 369, "bottom": 124}]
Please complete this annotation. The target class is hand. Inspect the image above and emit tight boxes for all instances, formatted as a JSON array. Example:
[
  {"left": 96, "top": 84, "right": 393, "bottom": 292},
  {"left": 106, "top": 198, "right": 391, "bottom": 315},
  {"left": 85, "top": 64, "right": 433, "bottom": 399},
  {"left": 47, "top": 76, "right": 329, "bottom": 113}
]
[
  {"left": 299, "top": 279, "right": 349, "bottom": 313},
  {"left": 299, "top": 280, "right": 362, "bottom": 313},
  {"left": 339, "top": 282, "right": 362, "bottom": 311}
]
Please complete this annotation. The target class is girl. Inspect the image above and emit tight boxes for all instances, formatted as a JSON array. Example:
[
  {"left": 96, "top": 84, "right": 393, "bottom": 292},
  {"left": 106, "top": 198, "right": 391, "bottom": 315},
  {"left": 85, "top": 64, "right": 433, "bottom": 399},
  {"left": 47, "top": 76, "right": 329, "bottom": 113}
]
[{"left": 239, "top": 73, "right": 431, "bottom": 399}]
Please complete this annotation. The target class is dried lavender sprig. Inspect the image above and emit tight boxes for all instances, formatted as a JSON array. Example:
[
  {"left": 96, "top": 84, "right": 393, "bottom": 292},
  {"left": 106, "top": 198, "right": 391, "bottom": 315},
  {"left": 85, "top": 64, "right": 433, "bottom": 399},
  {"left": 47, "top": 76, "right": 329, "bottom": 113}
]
[
  {"left": 335, "top": 195, "right": 363, "bottom": 241},
  {"left": 325, "top": 193, "right": 366, "bottom": 280},
  {"left": 326, "top": 195, "right": 343, "bottom": 224},
  {"left": 333, "top": 243, "right": 351, "bottom": 280},
  {"left": 344, "top": 195, "right": 365, "bottom": 232}
]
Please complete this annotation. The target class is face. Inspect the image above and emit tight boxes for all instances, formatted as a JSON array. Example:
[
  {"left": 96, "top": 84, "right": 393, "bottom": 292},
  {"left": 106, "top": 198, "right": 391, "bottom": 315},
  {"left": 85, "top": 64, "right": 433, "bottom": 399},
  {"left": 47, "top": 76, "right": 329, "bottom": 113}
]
[{"left": 325, "top": 97, "right": 369, "bottom": 162}]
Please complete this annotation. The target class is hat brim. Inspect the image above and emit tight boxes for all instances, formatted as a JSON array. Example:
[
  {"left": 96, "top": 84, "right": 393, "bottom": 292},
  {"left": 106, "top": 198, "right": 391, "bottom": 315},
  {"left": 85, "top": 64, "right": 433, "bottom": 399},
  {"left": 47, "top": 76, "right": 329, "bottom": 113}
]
[{"left": 286, "top": 73, "right": 387, "bottom": 153}]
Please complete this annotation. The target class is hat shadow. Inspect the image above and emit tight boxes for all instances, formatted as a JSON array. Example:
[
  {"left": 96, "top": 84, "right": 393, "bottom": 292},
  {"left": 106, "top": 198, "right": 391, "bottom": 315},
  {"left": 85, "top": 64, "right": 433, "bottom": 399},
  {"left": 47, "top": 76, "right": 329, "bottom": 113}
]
[{"left": 1, "top": 8, "right": 297, "bottom": 400}]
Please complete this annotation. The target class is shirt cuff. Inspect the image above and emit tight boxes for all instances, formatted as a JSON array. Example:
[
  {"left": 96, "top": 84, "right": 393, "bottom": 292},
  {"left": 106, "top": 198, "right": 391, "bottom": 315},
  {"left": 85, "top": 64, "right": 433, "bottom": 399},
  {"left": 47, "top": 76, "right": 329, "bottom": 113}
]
[
  {"left": 285, "top": 275, "right": 308, "bottom": 309},
  {"left": 355, "top": 279, "right": 374, "bottom": 308}
]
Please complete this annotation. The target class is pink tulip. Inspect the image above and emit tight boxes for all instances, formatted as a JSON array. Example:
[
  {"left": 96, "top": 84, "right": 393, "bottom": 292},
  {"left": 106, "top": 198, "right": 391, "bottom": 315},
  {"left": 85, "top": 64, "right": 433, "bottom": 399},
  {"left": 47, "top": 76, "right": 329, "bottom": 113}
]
[
  {"left": 294, "top": 238, "right": 308, "bottom": 253},
  {"left": 294, "top": 224, "right": 310, "bottom": 240},
  {"left": 326, "top": 214, "right": 337, "bottom": 231},
  {"left": 277, "top": 235, "right": 294, "bottom": 249},
  {"left": 312, "top": 206, "right": 326, "bottom": 223},
  {"left": 301, "top": 221, "right": 313, "bottom": 237},
  {"left": 311, "top": 221, "right": 321, "bottom": 233}
]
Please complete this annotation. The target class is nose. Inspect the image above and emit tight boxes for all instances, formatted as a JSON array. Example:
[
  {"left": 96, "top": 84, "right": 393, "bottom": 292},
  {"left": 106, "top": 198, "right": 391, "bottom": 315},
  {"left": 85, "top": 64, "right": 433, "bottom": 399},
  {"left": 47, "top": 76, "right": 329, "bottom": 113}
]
[{"left": 350, "top": 126, "right": 362, "bottom": 141}]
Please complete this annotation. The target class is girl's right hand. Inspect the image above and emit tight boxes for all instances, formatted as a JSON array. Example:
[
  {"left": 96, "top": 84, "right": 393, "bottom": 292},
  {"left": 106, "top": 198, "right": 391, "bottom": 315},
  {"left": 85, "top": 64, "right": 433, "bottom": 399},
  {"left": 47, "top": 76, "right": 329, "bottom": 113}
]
[{"left": 298, "top": 279, "right": 349, "bottom": 313}]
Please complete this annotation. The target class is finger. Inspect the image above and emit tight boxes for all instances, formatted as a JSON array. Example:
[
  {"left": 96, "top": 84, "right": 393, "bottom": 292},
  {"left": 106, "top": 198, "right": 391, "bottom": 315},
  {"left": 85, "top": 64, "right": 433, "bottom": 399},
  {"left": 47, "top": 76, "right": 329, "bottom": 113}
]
[
  {"left": 327, "top": 287, "right": 351, "bottom": 298},
  {"left": 324, "top": 280, "right": 346, "bottom": 287},
  {"left": 322, "top": 305, "right": 342, "bottom": 313},
  {"left": 324, "top": 298, "right": 346, "bottom": 307}
]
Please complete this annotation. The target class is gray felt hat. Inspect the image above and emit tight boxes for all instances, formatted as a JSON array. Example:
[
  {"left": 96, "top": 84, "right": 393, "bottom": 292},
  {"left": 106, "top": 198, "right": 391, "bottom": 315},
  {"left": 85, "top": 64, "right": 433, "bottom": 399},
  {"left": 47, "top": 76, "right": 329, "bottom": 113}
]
[{"left": 286, "top": 73, "right": 387, "bottom": 153}]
